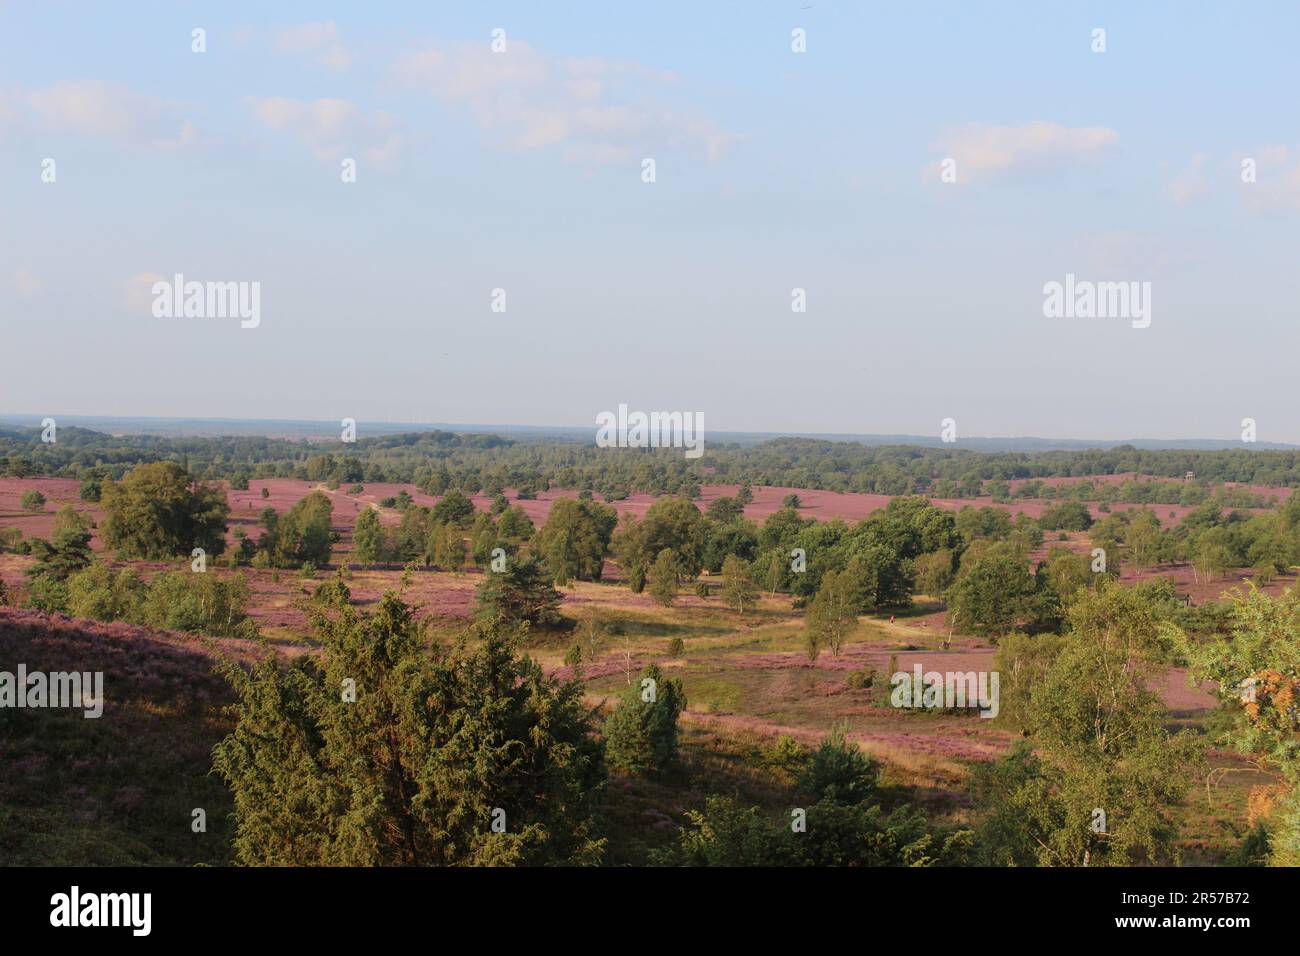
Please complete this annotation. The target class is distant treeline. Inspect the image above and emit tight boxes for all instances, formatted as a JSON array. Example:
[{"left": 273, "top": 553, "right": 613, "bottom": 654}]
[{"left": 3, "top": 425, "right": 1300, "bottom": 500}]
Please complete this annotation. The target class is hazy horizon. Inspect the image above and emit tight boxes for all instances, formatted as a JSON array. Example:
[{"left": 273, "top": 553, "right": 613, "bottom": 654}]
[{"left": 2, "top": 409, "right": 1296, "bottom": 451}]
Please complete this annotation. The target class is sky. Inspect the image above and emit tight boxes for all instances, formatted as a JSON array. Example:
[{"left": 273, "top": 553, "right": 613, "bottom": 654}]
[{"left": 1, "top": 2, "right": 1298, "bottom": 442}]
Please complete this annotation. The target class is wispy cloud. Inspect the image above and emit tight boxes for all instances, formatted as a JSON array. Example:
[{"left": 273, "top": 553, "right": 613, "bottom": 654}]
[
  {"left": 24, "top": 81, "right": 198, "bottom": 150},
  {"left": 273, "top": 20, "right": 352, "bottom": 70},
  {"left": 1166, "top": 147, "right": 1300, "bottom": 212},
  {"left": 1237, "top": 145, "right": 1300, "bottom": 212},
  {"left": 391, "top": 39, "right": 735, "bottom": 164},
  {"left": 1166, "top": 153, "right": 1210, "bottom": 205},
  {"left": 246, "top": 96, "right": 403, "bottom": 168},
  {"left": 927, "top": 121, "right": 1117, "bottom": 182}
]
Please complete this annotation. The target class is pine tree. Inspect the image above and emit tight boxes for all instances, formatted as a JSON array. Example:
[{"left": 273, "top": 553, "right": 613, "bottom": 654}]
[
  {"left": 603, "top": 663, "right": 686, "bottom": 775},
  {"left": 647, "top": 549, "right": 679, "bottom": 607},
  {"left": 26, "top": 506, "right": 93, "bottom": 582},
  {"left": 474, "top": 553, "right": 563, "bottom": 628},
  {"left": 213, "top": 583, "right": 605, "bottom": 865},
  {"left": 352, "top": 507, "right": 386, "bottom": 566}
]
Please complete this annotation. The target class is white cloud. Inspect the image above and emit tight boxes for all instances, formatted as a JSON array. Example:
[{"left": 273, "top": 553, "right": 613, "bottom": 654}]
[
  {"left": 928, "top": 121, "right": 1117, "bottom": 182},
  {"left": 25, "top": 81, "right": 198, "bottom": 150},
  {"left": 247, "top": 96, "right": 403, "bottom": 167},
  {"left": 1166, "top": 153, "right": 1209, "bottom": 205},
  {"left": 1166, "top": 147, "right": 1300, "bottom": 212},
  {"left": 392, "top": 39, "right": 734, "bottom": 164},
  {"left": 274, "top": 21, "right": 352, "bottom": 70},
  {"left": 1238, "top": 146, "right": 1300, "bottom": 212}
]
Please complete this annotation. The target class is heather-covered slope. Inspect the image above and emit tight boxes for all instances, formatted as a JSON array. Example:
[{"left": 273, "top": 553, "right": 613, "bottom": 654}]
[{"left": 0, "top": 609, "right": 258, "bottom": 865}]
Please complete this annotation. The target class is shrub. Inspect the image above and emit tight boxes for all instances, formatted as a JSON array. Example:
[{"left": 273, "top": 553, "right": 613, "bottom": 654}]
[
  {"left": 798, "top": 728, "right": 879, "bottom": 805},
  {"left": 213, "top": 593, "right": 605, "bottom": 865},
  {"left": 139, "top": 571, "right": 254, "bottom": 637},
  {"left": 66, "top": 563, "right": 145, "bottom": 622},
  {"left": 474, "top": 554, "right": 563, "bottom": 629},
  {"left": 604, "top": 664, "right": 686, "bottom": 775},
  {"left": 1253, "top": 563, "right": 1277, "bottom": 586},
  {"left": 845, "top": 667, "right": 876, "bottom": 690},
  {"left": 311, "top": 571, "right": 351, "bottom": 607},
  {"left": 768, "top": 734, "right": 807, "bottom": 777},
  {"left": 26, "top": 574, "right": 69, "bottom": 614},
  {"left": 0, "top": 526, "right": 21, "bottom": 553},
  {"left": 667, "top": 636, "right": 685, "bottom": 658},
  {"left": 627, "top": 564, "right": 646, "bottom": 594},
  {"left": 661, "top": 793, "right": 964, "bottom": 867},
  {"left": 20, "top": 490, "right": 46, "bottom": 511}
]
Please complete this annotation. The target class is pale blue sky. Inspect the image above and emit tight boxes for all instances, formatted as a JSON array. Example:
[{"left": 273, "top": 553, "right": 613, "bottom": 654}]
[{"left": 2, "top": 2, "right": 1298, "bottom": 441}]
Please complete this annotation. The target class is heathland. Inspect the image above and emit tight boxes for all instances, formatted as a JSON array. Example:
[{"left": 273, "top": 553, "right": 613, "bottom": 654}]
[{"left": 2, "top": 426, "right": 1298, "bottom": 866}]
